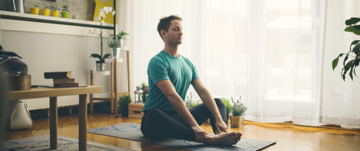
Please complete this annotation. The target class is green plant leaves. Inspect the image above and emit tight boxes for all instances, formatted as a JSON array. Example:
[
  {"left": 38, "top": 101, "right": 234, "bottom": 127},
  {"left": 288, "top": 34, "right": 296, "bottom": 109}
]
[
  {"left": 344, "top": 25, "right": 360, "bottom": 35},
  {"left": 103, "top": 53, "right": 111, "bottom": 60},
  {"left": 352, "top": 42, "right": 360, "bottom": 55},
  {"left": 118, "top": 94, "right": 132, "bottom": 108},
  {"left": 333, "top": 17, "right": 360, "bottom": 81},
  {"left": 342, "top": 60, "right": 355, "bottom": 81},
  {"left": 332, "top": 53, "right": 344, "bottom": 70},
  {"left": 343, "top": 53, "right": 349, "bottom": 66},
  {"left": 90, "top": 53, "right": 102, "bottom": 61},
  {"left": 345, "top": 17, "right": 360, "bottom": 25}
]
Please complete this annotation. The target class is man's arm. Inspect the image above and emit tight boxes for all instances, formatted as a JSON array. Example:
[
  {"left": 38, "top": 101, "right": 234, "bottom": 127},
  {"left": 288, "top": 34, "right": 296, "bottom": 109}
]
[
  {"left": 156, "top": 79, "right": 207, "bottom": 142},
  {"left": 191, "top": 78, "right": 227, "bottom": 133}
]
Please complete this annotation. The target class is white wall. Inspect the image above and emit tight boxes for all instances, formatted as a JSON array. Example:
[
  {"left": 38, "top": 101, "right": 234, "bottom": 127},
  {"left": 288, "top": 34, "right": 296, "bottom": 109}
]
[{"left": 0, "top": 12, "right": 129, "bottom": 110}]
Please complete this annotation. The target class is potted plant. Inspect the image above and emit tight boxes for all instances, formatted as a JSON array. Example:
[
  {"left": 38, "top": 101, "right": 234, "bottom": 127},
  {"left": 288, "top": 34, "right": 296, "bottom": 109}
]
[
  {"left": 89, "top": 6, "right": 116, "bottom": 71},
  {"left": 185, "top": 92, "right": 201, "bottom": 108},
  {"left": 61, "top": 4, "right": 69, "bottom": 18},
  {"left": 332, "top": 17, "right": 360, "bottom": 81},
  {"left": 230, "top": 97, "right": 247, "bottom": 127},
  {"left": 50, "top": 7, "right": 59, "bottom": 17},
  {"left": 30, "top": 5, "right": 39, "bottom": 15},
  {"left": 141, "top": 82, "right": 149, "bottom": 103},
  {"left": 111, "top": 30, "right": 130, "bottom": 48},
  {"left": 108, "top": 39, "right": 121, "bottom": 58},
  {"left": 118, "top": 94, "right": 132, "bottom": 117},
  {"left": 41, "top": 6, "right": 50, "bottom": 16},
  {"left": 220, "top": 98, "right": 232, "bottom": 120}
]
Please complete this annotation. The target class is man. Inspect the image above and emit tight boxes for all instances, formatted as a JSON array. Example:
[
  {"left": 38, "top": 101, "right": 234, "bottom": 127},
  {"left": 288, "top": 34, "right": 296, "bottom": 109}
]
[{"left": 141, "top": 15, "right": 241, "bottom": 146}]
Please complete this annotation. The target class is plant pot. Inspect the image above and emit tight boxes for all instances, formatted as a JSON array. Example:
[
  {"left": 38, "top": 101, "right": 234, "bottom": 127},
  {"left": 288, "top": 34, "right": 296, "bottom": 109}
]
[
  {"left": 142, "top": 94, "right": 148, "bottom": 103},
  {"left": 95, "top": 61, "right": 106, "bottom": 71},
  {"left": 30, "top": 7, "right": 39, "bottom": 15},
  {"left": 110, "top": 48, "right": 121, "bottom": 58},
  {"left": 61, "top": 12, "right": 69, "bottom": 18},
  {"left": 121, "top": 107, "right": 128, "bottom": 117},
  {"left": 41, "top": 9, "right": 50, "bottom": 16},
  {"left": 230, "top": 115, "right": 243, "bottom": 128},
  {"left": 51, "top": 10, "right": 59, "bottom": 17}
]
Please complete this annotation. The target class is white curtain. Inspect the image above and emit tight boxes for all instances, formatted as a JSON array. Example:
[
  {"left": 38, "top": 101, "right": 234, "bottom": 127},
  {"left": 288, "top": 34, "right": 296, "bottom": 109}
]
[
  {"left": 117, "top": 0, "right": 360, "bottom": 127},
  {"left": 320, "top": 0, "right": 360, "bottom": 128}
]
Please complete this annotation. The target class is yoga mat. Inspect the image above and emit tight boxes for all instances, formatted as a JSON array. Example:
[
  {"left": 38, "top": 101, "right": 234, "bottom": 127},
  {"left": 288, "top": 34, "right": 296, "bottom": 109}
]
[
  {"left": 1, "top": 134, "right": 131, "bottom": 151},
  {"left": 87, "top": 123, "right": 276, "bottom": 151}
]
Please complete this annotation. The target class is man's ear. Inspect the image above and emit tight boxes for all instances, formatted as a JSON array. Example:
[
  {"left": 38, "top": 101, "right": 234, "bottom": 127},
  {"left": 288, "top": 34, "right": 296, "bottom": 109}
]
[{"left": 160, "top": 30, "right": 167, "bottom": 39}]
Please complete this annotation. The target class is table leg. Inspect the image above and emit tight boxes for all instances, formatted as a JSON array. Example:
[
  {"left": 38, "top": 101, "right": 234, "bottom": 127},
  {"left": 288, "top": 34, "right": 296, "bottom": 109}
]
[
  {"left": 50, "top": 97, "right": 57, "bottom": 149},
  {"left": 79, "top": 94, "right": 87, "bottom": 151}
]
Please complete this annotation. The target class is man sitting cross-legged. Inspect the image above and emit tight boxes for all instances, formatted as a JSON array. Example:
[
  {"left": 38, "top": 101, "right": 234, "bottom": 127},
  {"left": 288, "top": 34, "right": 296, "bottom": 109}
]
[{"left": 140, "top": 15, "right": 241, "bottom": 146}]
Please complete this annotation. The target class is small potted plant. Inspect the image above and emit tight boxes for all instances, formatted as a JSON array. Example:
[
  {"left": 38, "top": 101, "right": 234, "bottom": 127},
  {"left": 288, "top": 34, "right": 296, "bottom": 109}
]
[
  {"left": 89, "top": 51, "right": 111, "bottom": 71},
  {"left": 230, "top": 96, "right": 247, "bottom": 127},
  {"left": 89, "top": 6, "right": 116, "bottom": 71},
  {"left": 118, "top": 94, "right": 132, "bottom": 117},
  {"left": 111, "top": 30, "right": 130, "bottom": 48},
  {"left": 61, "top": 4, "right": 69, "bottom": 18},
  {"left": 108, "top": 39, "right": 121, "bottom": 58},
  {"left": 41, "top": 6, "right": 50, "bottom": 16},
  {"left": 30, "top": 5, "right": 39, "bottom": 15},
  {"left": 50, "top": 7, "right": 59, "bottom": 17},
  {"left": 185, "top": 92, "right": 201, "bottom": 108},
  {"left": 221, "top": 98, "right": 232, "bottom": 121}
]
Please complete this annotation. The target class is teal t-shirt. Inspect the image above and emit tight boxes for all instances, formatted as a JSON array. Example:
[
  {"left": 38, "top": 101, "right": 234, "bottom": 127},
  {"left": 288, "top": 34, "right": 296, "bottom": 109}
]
[{"left": 142, "top": 50, "right": 199, "bottom": 112}]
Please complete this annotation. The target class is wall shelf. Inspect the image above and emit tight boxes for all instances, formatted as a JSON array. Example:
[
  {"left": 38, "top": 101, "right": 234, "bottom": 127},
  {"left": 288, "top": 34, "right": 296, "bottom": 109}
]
[
  {"left": 0, "top": 10, "right": 114, "bottom": 29},
  {"left": 0, "top": 10, "right": 116, "bottom": 37}
]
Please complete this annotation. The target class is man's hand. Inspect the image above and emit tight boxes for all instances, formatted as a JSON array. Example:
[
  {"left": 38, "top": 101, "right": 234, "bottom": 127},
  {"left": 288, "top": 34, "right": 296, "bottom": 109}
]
[
  {"left": 191, "top": 125, "right": 207, "bottom": 142},
  {"left": 215, "top": 120, "right": 228, "bottom": 134}
]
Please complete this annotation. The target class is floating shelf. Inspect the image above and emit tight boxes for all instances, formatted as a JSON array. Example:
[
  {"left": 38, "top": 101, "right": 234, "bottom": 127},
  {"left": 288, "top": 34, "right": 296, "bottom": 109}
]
[
  {"left": 93, "top": 71, "right": 110, "bottom": 75},
  {"left": 105, "top": 58, "right": 123, "bottom": 63}
]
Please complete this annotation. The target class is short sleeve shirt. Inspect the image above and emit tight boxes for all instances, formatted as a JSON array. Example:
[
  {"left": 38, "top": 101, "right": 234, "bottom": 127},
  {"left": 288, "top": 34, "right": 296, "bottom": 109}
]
[{"left": 142, "top": 50, "right": 199, "bottom": 112}]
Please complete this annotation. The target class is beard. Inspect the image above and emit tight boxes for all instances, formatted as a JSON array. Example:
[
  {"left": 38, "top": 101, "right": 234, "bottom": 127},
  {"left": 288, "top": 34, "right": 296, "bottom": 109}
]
[{"left": 168, "top": 38, "right": 182, "bottom": 46}]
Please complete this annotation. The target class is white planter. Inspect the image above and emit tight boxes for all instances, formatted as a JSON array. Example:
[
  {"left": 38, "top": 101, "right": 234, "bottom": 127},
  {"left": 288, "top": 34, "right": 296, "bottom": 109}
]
[{"left": 111, "top": 48, "right": 121, "bottom": 58}]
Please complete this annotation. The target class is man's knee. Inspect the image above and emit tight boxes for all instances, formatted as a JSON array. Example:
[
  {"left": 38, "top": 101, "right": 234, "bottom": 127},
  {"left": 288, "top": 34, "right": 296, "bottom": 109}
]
[{"left": 214, "top": 98, "right": 224, "bottom": 107}]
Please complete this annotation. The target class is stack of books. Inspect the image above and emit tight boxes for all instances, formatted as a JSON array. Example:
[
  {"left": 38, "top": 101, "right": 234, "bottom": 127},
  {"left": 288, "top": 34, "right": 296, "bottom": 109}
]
[{"left": 44, "top": 71, "right": 79, "bottom": 87}]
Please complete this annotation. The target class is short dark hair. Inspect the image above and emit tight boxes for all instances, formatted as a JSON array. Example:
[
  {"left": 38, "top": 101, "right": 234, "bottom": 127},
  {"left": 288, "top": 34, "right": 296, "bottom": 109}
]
[{"left": 157, "top": 15, "right": 182, "bottom": 40}]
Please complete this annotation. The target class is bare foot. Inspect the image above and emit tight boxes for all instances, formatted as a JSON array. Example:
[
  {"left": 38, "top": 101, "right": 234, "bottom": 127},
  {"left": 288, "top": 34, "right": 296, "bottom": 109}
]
[
  {"left": 235, "top": 132, "right": 242, "bottom": 141},
  {"left": 203, "top": 132, "right": 238, "bottom": 146}
]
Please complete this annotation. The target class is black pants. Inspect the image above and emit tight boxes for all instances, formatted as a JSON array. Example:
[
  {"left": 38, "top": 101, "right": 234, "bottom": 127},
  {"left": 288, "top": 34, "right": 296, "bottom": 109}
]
[{"left": 140, "top": 98, "right": 227, "bottom": 141}]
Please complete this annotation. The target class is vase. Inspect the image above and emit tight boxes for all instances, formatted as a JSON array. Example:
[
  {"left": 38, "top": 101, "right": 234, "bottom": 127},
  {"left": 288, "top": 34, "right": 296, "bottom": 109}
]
[
  {"left": 142, "top": 94, "right": 148, "bottom": 103},
  {"left": 111, "top": 48, "right": 120, "bottom": 58},
  {"left": 230, "top": 115, "right": 243, "bottom": 128},
  {"left": 95, "top": 61, "right": 105, "bottom": 71},
  {"left": 121, "top": 106, "right": 128, "bottom": 117}
]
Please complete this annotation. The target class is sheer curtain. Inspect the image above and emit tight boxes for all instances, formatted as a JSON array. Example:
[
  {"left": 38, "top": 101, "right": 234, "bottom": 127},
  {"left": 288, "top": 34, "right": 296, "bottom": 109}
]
[
  {"left": 320, "top": 0, "right": 360, "bottom": 128},
  {"left": 201, "top": 0, "right": 321, "bottom": 125},
  {"left": 117, "top": 0, "right": 359, "bottom": 127}
]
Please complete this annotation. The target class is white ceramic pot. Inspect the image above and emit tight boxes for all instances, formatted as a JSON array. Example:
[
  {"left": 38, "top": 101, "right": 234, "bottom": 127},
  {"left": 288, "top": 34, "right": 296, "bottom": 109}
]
[{"left": 111, "top": 48, "right": 121, "bottom": 58}]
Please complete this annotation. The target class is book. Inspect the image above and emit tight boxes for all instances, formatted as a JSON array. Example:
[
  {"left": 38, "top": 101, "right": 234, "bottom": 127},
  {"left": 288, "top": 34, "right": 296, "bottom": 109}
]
[
  {"left": 53, "top": 78, "right": 75, "bottom": 84},
  {"left": 44, "top": 71, "right": 72, "bottom": 79},
  {"left": 53, "top": 82, "right": 79, "bottom": 88}
]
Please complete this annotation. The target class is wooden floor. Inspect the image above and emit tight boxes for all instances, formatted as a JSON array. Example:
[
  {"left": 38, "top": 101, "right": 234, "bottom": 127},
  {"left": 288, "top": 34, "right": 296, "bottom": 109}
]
[{"left": 5, "top": 112, "right": 360, "bottom": 151}]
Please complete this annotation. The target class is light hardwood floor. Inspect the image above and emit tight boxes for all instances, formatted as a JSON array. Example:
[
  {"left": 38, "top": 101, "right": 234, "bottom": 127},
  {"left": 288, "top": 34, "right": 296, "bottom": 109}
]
[{"left": 5, "top": 113, "right": 360, "bottom": 151}]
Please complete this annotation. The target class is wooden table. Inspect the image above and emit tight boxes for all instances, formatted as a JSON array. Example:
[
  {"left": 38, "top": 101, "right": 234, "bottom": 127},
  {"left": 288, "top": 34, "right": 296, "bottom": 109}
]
[{"left": 10, "top": 86, "right": 103, "bottom": 151}]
